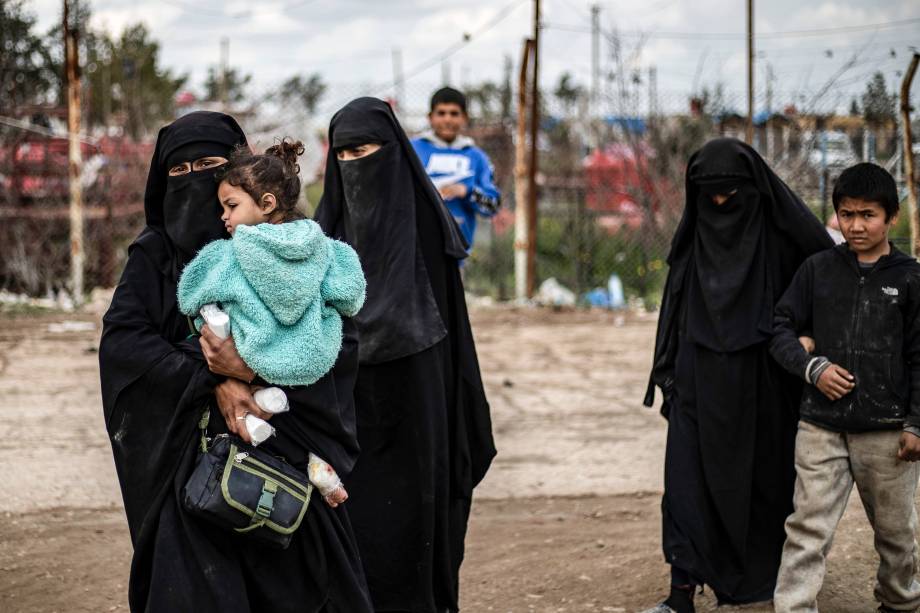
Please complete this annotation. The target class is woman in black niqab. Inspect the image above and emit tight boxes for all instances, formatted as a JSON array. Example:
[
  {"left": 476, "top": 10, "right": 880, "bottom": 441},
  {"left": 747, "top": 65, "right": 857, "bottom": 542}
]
[
  {"left": 641, "top": 138, "right": 833, "bottom": 611},
  {"left": 99, "top": 111, "right": 372, "bottom": 613},
  {"left": 315, "top": 97, "right": 496, "bottom": 613}
]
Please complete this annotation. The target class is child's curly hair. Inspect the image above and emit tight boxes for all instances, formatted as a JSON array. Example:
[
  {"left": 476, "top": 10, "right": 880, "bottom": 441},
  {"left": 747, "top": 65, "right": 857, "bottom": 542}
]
[{"left": 217, "top": 138, "right": 306, "bottom": 221}]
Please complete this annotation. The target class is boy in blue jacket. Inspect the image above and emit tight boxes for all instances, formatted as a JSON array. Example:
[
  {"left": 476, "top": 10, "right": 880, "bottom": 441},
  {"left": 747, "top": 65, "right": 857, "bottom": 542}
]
[
  {"left": 411, "top": 86, "right": 501, "bottom": 254},
  {"left": 770, "top": 163, "right": 920, "bottom": 613}
]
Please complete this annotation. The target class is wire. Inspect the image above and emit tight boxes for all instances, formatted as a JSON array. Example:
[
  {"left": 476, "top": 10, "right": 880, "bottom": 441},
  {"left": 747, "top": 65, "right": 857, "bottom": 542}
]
[
  {"left": 0, "top": 116, "right": 96, "bottom": 145},
  {"left": 265, "top": 0, "right": 529, "bottom": 131},
  {"left": 161, "top": 0, "right": 250, "bottom": 19},
  {"left": 400, "top": 0, "right": 528, "bottom": 84},
  {"left": 544, "top": 16, "right": 920, "bottom": 40}
]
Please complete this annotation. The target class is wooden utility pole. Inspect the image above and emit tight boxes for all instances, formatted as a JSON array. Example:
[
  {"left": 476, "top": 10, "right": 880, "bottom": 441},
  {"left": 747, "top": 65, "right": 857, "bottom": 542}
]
[
  {"left": 527, "top": 0, "right": 541, "bottom": 297},
  {"left": 64, "top": 0, "right": 84, "bottom": 305},
  {"left": 514, "top": 39, "right": 533, "bottom": 302},
  {"left": 746, "top": 0, "right": 754, "bottom": 145},
  {"left": 220, "top": 37, "right": 229, "bottom": 110},
  {"left": 901, "top": 52, "right": 920, "bottom": 256},
  {"left": 590, "top": 4, "right": 600, "bottom": 116},
  {"left": 391, "top": 47, "right": 404, "bottom": 111}
]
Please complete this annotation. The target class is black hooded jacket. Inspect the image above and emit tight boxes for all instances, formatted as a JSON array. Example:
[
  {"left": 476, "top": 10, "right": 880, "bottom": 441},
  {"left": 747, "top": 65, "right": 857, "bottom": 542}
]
[{"left": 770, "top": 243, "right": 920, "bottom": 432}]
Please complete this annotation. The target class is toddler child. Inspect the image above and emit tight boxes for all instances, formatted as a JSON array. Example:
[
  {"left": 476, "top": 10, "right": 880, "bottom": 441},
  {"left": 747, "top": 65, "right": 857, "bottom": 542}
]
[{"left": 178, "top": 140, "right": 366, "bottom": 507}]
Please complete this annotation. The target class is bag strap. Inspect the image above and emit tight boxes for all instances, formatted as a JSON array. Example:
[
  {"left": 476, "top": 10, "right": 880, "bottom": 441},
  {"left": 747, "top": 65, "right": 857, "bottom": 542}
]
[{"left": 198, "top": 408, "right": 210, "bottom": 452}]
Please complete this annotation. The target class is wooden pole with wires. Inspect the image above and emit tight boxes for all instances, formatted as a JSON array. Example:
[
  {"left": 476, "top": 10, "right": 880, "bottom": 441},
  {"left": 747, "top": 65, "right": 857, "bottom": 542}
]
[
  {"left": 901, "top": 52, "right": 920, "bottom": 256},
  {"left": 746, "top": 0, "right": 754, "bottom": 145},
  {"left": 64, "top": 0, "right": 84, "bottom": 305},
  {"left": 514, "top": 39, "right": 533, "bottom": 302},
  {"left": 526, "top": 0, "right": 541, "bottom": 297}
]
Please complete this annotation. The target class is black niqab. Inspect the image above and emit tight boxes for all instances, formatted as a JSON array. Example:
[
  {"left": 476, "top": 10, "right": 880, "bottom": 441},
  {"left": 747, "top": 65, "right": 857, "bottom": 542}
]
[
  {"left": 643, "top": 138, "right": 833, "bottom": 602},
  {"left": 687, "top": 178, "right": 772, "bottom": 352},
  {"left": 646, "top": 137, "right": 834, "bottom": 407},
  {"left": 316, "top": 97, "right": 468, "bottom": 364},
  {"left": 101, "top": 111, "right": 247, "bottom": 420},
  {"left": 161, "top": 141, "right": 231, "bottom": 264},
  {"left": 316, "top": 98, "right": 495, "bottom": 613},
  {"left": 143, "top": 111, "right": 245, "bottom": 276},
  {"left": 99, "top": 111, "right": 372, "bottom": 612}
]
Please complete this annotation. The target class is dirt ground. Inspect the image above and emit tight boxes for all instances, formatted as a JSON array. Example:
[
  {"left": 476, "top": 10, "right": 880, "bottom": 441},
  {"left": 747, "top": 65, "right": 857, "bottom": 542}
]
[{"left": 0, "top": 304, "right": 895, "bottom": 612}]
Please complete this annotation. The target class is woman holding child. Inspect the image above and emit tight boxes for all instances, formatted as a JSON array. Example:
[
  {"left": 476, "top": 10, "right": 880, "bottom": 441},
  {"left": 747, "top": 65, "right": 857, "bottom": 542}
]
[
  {"left": 99, "top": 111, "right": 372, "bottom": 612},
  {"left": 642, "top": 138, "right": 833, "bottom": 612}
]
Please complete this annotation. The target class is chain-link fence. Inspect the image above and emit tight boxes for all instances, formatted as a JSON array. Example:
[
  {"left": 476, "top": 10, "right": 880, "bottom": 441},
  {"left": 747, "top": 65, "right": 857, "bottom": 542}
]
[
  {"left": 0, "top": 131, "right": 151, "bottom": 296},
  {"left": 0, "top": 83, "right": 911, "bottom": 308}
]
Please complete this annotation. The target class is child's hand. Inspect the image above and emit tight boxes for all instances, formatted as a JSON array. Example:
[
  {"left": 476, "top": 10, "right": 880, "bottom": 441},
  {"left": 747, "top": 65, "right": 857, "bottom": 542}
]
[
  {"left": 898, "top": 431, "right": 920, "bottom": 462},
  {"left": 815, "top": 364, "right": 855, "bottom": 401},
  {"left": 798, "top": 336, "right": 815, "bottom": 354},
  {"left": 323, "top": 485, "right": 349, "bottom": 508},
  {"left": 438, "top": 183, "right": 468, "bottom": 200}
]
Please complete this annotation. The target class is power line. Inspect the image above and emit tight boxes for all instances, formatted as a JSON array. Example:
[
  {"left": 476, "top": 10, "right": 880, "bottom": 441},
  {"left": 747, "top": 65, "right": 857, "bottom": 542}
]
[
  {"left": 264, "top": 0, "right": 529, "bottom": 131},
  {"left": 161, "top": 0, "right": 251, "bottom": 19},
  {"left": 544, "top": 16, "right": 920, "bottom": 40},
  {"left": 400, "top": 0, "right": 529, "bottom": 84},
  {"left": 162, "top": 0, "right": 316, "bottom": 19}
]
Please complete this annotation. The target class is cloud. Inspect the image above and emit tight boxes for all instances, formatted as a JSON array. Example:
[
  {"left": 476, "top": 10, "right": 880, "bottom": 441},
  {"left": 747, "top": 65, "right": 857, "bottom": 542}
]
[{"left": 25, "top": 0, "right": 920, "bottom": 114}]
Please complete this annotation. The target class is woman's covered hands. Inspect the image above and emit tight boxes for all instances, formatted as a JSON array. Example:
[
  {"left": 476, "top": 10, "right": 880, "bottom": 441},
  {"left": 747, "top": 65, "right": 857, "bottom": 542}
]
[
  {"left": 200, "top": 325, "right": 257, "bottom": 382},
  {"left": 214, "top": 378, "right": 273, "bottom": 444}
]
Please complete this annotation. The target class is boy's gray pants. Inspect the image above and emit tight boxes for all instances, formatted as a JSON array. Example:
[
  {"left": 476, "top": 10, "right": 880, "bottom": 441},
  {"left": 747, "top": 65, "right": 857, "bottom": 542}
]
[{"left": 774, "top": 420, "right": 920, "bottom": 612}]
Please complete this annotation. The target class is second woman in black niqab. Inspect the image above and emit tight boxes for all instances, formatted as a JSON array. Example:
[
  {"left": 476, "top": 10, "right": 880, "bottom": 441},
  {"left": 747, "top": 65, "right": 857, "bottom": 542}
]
[
  {"left": 316, "top": 97, "right": 496, "bottom": 613},
  {"left": 99, "top": 111, "right": 372, "bottom": 613},
  {"left": 642, "top": 138, "right": 833, "bottom": 612}
]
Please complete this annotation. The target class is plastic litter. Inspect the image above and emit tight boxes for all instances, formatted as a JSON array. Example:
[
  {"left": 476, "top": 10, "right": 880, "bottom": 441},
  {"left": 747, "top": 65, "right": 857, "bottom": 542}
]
[{"left": 535, "top": 278, "right": 576, "bottom": 307}]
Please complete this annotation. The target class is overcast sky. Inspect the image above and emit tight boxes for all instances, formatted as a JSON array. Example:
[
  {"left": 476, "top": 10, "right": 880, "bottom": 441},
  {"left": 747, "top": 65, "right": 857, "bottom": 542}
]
[{"left": 29, "top": 0, "right": 920, "bottom": 121}]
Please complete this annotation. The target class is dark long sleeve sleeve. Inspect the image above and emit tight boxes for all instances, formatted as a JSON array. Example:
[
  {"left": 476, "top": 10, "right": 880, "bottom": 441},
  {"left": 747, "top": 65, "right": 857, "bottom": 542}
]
[
  {"left": 99, "top": 246, "right": 222, "bottom": 543},
  {"left": 769, "top": 260, "right": 815, "bottom": 382}
]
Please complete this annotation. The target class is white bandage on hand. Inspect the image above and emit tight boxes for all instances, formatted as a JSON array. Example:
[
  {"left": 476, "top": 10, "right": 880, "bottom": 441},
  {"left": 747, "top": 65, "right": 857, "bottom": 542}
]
[{"left": 308, "top": 453, "right": 344, "bottom": 497}]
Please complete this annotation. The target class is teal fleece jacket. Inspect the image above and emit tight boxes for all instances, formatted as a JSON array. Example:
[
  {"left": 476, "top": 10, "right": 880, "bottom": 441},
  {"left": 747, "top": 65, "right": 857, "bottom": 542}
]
[{"left": 177, "top": 219, "right": 366, "bottom": 386}]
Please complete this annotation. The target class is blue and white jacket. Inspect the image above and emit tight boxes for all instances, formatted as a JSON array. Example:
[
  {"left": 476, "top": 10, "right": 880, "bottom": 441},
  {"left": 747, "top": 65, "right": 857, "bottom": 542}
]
[{"left": 411, "top": 131, "right": 501, "bottom": 250}]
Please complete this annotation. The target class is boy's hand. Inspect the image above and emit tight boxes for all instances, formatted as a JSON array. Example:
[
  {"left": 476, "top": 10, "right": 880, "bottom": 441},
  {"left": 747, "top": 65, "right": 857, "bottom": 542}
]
[
  {"left": 438, "top": 183, "right": 468, "bottom": 200},
  {"left": 798, "top": 336, "right": 815, "bottom": 354},
  {"left": 898, "top": 431, "right": 920, "bottom": 462},
  {"left": 815, "top": 364, "right": 855, "bottom": 400}
]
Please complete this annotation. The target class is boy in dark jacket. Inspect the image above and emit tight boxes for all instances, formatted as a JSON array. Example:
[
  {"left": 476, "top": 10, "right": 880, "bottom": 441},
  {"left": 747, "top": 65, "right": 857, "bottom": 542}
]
[{"left": 770, "top": 163, "right": 920, "bottom": 613}]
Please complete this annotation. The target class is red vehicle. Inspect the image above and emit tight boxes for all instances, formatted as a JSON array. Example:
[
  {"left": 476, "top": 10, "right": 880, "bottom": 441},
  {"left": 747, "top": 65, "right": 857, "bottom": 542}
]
[
  {"left": 583, "top": 143, "right": 663, "bottom": 232},
  {"left": 0, "top": 136, "right": 100, "bottom": 205},
  {"left": 0, "top": 134, "right": 152, "bottom": 208}
]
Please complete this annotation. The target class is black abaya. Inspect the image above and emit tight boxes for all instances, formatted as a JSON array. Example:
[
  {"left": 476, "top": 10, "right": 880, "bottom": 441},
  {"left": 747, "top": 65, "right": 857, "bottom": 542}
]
[
  {"left": 99, "top": 112, "right": 372, "bottom": 612},
  {"left": 644, "top": 138, "right": 833, "bottom": 602},
  {"left": 316, "top": 98, "right": 495, "bottom": 613}
]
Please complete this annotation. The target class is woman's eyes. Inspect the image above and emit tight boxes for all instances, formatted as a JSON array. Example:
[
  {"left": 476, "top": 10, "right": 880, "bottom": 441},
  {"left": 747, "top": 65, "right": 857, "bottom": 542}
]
[{"left": 169, "top": 164, "right": 190, "bottom": 175}]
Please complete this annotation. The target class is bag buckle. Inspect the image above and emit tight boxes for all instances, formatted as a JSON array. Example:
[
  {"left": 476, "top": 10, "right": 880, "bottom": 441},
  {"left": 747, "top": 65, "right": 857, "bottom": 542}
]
[{"left": 256, "top": 482, "right": 277, "bottom": 518}]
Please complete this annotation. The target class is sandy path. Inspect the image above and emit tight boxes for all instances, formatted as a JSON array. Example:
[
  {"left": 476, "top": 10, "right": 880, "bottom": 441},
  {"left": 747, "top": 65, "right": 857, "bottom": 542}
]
[{"left": 0, "top": 306, "right": 895, "bottom": 612}]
